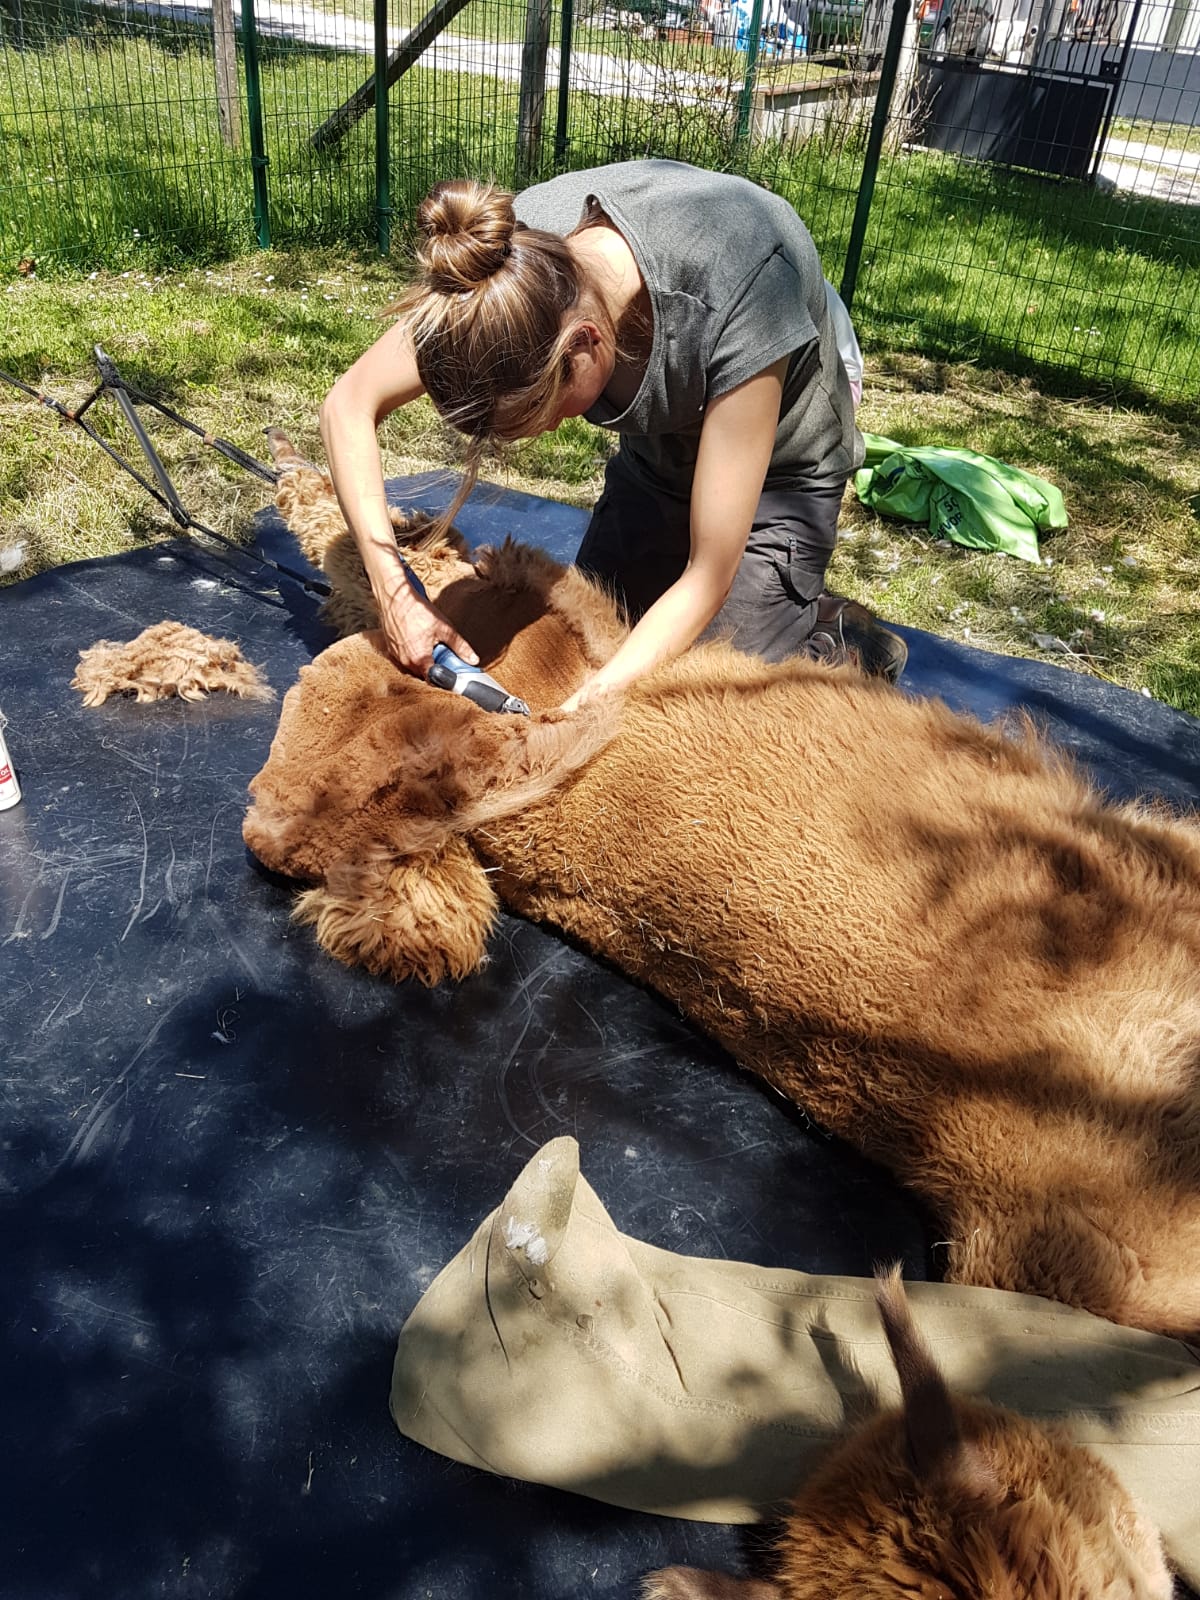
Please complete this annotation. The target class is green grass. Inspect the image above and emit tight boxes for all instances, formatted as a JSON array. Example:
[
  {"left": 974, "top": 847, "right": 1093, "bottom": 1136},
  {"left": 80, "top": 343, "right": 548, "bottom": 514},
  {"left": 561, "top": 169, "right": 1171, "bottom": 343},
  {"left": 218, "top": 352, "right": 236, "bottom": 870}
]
[
  {"left": 831, "top": 353, "right": 1200, "bottom": 716},
  {"left": 4, "top": 27, "right": 1198, "bottom": 403},
  {"left": 0, "top": 27, "right": 810, "bottom": 274},
  {"left": 848, "top": 150, "right": 1200, "bottom": 404},
  {"left": 1, "top": 9, "right": 1198, "bottom": 720},
  {"left": 3, "top": 255, "right": 1198, "bottom": 715},
  {"left": 0, "top": 249, "right": 610, "bottom": 572}
]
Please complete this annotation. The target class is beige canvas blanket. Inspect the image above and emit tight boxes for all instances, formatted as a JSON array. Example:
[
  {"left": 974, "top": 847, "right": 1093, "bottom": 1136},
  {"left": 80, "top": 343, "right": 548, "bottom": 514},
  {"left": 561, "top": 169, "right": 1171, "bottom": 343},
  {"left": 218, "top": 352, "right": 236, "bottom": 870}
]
[{"left": 391, "top": 1137, "right": 1200, "bottom": 1584}]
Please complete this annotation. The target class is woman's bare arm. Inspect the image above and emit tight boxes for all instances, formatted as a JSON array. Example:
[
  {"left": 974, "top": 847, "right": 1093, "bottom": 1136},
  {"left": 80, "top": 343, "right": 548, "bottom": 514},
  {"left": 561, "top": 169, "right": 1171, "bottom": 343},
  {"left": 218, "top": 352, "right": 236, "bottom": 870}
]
[
  {"left": 561, "top": 357, "right": 787, "bottom": 708},
  {"left": 319, "top": 320, "right": 477, "bottom": 672}
]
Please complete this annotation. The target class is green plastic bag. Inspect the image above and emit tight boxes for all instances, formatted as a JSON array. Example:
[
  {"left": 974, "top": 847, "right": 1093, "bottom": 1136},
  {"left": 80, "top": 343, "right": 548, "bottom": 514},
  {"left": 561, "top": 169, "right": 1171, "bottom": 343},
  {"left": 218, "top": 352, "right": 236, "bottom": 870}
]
[{"left": 854, "top": 433, "right": 1068, "bottom": 564}]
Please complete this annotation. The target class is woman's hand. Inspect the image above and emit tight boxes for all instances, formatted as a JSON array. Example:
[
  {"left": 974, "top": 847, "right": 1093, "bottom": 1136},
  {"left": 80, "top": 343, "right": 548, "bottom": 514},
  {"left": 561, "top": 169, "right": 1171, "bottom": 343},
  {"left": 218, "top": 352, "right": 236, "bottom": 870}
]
[
  {"left": 373, "top": 560, "right": 478, "bottom": 677},
  {"left": 559, "top": 675, "right": 611, "bottom": 714}
]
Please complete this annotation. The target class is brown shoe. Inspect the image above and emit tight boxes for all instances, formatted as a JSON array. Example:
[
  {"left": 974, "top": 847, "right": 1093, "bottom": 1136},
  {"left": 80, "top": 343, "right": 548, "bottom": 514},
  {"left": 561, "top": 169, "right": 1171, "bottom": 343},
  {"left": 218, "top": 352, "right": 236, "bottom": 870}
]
[{"left": 806, "top": 595, "right": 908, "bottom": 683}]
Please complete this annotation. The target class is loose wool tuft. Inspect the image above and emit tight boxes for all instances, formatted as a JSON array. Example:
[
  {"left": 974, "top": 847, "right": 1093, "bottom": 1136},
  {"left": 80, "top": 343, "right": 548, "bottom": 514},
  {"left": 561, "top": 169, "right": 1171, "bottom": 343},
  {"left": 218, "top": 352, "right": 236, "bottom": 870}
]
[
  {"left": 73, "top": 620, "right": 274, "bottom": 706},
  {"left": 246, "top": 435, "right": 1200, "bottom": 1339}
]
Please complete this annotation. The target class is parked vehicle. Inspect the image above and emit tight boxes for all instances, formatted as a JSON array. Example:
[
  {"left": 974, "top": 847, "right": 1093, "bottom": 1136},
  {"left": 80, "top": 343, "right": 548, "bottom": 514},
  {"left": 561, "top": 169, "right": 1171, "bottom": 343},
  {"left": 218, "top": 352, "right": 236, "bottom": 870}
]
[
  {"left": 806, "top": 0, "right": 895, "bottom": 62},
  {"left": 916, "top": 0, "right": 994, "bottom": 53},
  {"left": 807, "top": 0, "right": 866, "bottom": 52}
]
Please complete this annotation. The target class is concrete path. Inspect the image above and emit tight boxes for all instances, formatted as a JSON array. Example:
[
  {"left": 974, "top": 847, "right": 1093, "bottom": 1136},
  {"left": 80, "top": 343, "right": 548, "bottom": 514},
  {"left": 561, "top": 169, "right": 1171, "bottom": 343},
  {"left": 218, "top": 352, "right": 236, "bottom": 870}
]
[
  {"left": 94, "top": 0, "right": 737, "bottom": 106},
  {"left": 1097, "top": 133, "right": 1200, "bottom": 204}
]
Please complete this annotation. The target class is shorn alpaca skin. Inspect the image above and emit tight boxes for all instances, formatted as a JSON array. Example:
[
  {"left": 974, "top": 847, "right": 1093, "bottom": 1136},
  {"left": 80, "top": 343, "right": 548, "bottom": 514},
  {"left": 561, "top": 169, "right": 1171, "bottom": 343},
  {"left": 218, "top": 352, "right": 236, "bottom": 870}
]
[
  {"left": 246, "top": 434, "right": 1200, "bottom": 1338},
  {"left": 641, "top": 1272, "right": 1172, "bottom": 1600}
]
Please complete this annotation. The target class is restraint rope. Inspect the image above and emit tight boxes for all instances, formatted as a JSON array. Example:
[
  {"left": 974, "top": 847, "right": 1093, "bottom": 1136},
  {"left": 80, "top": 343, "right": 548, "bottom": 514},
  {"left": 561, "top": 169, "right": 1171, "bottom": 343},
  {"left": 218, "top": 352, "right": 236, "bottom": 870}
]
[{"left": 0, "top": 352, "right": 332, "bottom": 599}]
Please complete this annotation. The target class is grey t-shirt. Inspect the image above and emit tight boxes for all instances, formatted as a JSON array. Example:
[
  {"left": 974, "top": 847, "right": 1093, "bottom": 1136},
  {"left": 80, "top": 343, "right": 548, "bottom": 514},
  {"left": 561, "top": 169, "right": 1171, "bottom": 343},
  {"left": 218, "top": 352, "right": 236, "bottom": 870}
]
[{"left": 513, "top": 160, "right": 863, "bottom": 495}]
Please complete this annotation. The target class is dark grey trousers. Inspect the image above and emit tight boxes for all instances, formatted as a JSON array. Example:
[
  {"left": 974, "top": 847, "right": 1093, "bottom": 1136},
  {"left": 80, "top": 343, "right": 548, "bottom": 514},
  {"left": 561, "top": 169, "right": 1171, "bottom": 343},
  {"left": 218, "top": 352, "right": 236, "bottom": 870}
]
[{"left": 575, "top": 453, "right": 846, "bottom": 664}]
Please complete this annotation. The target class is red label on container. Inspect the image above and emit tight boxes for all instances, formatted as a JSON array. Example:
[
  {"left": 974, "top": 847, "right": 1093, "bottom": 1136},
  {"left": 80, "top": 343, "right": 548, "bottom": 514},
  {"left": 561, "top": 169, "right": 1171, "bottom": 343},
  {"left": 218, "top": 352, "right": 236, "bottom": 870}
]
[{"left": 0, "top": 764, "right": 11, "bottom": 783}]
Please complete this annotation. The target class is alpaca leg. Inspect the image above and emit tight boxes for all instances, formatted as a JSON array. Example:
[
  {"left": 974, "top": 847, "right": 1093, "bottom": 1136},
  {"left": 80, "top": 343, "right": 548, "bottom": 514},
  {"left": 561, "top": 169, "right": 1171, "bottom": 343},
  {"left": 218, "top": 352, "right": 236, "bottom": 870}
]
[
  {"left": 265, "top": 428, "right": 378, "bottom": 635},
  {"left": 319, "top": 535, "right": 379, "bottom": 638},
  {"left": 265, "top": 429, "right": 344, "bottom": 568},
  {"left": 943, "top": 1201, "right": 1172, "bottom": 1334}
]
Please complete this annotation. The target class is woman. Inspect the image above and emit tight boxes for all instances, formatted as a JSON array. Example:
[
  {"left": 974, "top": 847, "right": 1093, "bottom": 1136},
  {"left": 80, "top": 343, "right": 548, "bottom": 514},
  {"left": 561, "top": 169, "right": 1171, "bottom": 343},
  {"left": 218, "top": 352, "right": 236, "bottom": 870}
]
[{"left": 319, "top": 159, "right": 906, "bottom": 708}]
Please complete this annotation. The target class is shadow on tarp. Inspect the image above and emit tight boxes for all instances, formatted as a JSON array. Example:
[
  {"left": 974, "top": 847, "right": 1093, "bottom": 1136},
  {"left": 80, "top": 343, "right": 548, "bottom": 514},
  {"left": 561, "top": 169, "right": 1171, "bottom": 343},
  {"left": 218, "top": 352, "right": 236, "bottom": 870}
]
[{"left": 0, "top": 474, "right": 1197, "bottom": 1599}]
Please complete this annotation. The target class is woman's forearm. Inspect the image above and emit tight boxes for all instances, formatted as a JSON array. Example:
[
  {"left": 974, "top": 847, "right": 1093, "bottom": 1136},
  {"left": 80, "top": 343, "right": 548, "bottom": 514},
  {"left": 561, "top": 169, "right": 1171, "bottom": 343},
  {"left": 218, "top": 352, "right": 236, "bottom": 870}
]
[
  {"left": 317, "top": 329, "right": 477, "bottom": 669},
  {"left": 318, "top": 391, "right": 415, "bottom": 601},
  {"left": 566, "top": 361, "right": 787, "bottom": 709},
  {"left": 583, "top": 564, "right": 731, "bottom": 697}
]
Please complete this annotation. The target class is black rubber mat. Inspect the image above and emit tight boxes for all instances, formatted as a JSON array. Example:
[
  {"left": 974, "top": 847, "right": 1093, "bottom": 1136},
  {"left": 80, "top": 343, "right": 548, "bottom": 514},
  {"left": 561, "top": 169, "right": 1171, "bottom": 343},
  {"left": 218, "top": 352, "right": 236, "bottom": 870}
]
[{"left": 1, "top": 479, "right": 1197, "bottom": 1600}]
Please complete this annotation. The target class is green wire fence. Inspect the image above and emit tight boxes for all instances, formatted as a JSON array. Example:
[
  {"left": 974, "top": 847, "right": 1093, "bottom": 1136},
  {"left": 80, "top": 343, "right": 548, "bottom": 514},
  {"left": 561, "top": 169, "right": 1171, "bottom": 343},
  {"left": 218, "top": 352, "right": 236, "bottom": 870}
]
[{"left": 2, "top": 0, "right": 1198, "bottom": 401}]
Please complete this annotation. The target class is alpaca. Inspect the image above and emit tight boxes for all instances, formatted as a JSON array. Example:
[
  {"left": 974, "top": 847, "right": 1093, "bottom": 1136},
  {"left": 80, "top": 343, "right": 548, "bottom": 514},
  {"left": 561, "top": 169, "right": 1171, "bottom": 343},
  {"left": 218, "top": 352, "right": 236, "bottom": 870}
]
[
  {"left": 641, "top": 1272, "right": 1173, "bottom": 1600},
  {"left": 245, "top": 434, "right": 1200, "bottom": 1337}
]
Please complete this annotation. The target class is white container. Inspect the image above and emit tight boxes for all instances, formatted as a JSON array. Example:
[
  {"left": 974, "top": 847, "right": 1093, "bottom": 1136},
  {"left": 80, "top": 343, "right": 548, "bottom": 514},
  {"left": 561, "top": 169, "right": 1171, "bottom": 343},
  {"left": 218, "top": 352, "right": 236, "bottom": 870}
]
[{"left": 0, "top": 719, "right": 22, "bottom": 810}]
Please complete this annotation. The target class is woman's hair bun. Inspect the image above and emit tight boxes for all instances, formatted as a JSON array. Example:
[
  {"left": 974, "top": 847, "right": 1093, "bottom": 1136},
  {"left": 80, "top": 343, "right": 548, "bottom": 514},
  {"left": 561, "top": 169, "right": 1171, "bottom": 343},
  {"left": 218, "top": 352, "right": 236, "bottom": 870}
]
[{"left": 417, "top": 180, "right": 517, "bottom": 292}]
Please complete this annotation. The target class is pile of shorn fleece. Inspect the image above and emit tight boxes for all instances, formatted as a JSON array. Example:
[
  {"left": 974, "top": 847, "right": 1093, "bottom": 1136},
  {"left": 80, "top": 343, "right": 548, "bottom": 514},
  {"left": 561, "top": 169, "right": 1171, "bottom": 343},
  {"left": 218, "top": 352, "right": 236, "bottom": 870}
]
[{"left": 73, "top": 620, "right": 273, "bottom": 706}]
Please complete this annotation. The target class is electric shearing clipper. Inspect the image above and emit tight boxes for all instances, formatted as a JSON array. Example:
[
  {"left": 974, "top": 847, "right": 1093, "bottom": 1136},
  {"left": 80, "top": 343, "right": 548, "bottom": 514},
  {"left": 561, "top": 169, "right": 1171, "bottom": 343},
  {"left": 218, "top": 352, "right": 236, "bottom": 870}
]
[{"left": 402, "top": 559, "right": 530, "bottom": 717}]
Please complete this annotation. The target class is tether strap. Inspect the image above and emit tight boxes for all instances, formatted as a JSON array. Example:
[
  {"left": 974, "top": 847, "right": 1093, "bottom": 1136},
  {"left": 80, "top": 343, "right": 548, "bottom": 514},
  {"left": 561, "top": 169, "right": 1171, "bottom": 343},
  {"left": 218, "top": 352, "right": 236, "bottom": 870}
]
[{"left": 0, "top": 350, "right": 332, "bottom": 599}]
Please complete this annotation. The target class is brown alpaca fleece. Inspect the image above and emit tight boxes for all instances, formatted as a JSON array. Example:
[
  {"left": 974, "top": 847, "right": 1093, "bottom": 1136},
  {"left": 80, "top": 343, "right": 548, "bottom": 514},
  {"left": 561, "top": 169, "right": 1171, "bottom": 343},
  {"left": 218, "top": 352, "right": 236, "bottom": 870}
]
[
  {"left": 264, "top": 428, "right": 628, "bottom": 686},
  {"left": 268, "top": 428, "right": 484, "bottom": 642},
  {"left": 245, "top": 437, "right": 1200, "bottom": 1337},
  {"left": 73, "top": 620, "right": 274, "bottom": 706},
  {"left": 641, "top": 1272, "right": 1172, "bottom": 1600},
  {"left": 244, "top": 629, "right": 621, "bottom": 980},
  {"left": 292, "top": 837, "right": 500, "bottom": 985}
]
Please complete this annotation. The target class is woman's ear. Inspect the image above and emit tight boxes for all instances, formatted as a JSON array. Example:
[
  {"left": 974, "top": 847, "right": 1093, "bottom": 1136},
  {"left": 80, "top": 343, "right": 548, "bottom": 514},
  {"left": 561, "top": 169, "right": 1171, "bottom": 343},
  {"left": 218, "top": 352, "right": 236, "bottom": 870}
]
[
  {"left": 570, "top": 320, "right": 604, "bottom": 353},
  {"left": 551, "top": 322, "right": 613, "bottom": 425}
]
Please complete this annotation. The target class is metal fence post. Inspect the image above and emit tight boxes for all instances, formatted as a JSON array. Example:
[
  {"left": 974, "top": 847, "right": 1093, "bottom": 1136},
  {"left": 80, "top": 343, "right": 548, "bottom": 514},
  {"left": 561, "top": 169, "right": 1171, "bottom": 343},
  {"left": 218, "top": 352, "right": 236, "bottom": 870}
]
[
  {"left": 241, "top": 0, "right": 272, "bottom": 249},
  {"left": 838, "top": 0, "right": 910, "bottom": 314},
  {"left": 1089, "top": 0, "right": 1146, "bottom": 182},
  {"left": 733, "top": 0, "right": 767, "bottom": 146},
  {"left": 375, "top": 0, "right": 392, "bottom": 254},
  {"left": 554, "top": 0, "right": 574, "bottom": 169}
]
